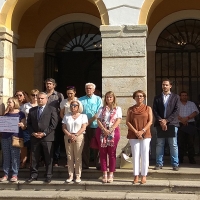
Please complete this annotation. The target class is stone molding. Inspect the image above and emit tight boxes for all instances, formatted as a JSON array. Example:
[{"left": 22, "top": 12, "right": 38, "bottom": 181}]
[
  {"left": 103, "top": 0, "right": 144, "bottom": 10},
  {"left": 0, "top": 27, "right": 18, "bottom": 45},
  {"left": 100, "top": 25, "right": 148, "bottom": 38}
]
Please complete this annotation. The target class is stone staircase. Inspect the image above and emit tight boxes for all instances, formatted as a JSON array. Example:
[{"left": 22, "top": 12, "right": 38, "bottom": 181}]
[{"left": 0, "top": 158, "right": 200, "bottom": 200}]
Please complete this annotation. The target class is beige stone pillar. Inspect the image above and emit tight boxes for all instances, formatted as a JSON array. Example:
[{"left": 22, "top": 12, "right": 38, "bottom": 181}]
[
  {"left": 100, "top": 25, "right": 148, "bottom": 167},
  {"left": 0, "top": 27, "right": 18, "bottom": 115},
  {"left": 147, "top": 49, "right": 156, "bottom": 160}
]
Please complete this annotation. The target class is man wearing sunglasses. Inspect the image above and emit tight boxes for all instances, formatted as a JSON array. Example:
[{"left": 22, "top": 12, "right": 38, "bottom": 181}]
[
  {"left": 79, "top": 83, "right": 102, "bottom": 170},
  {"left": 44, "top": 78, "right": 64, "bottom": 167}
]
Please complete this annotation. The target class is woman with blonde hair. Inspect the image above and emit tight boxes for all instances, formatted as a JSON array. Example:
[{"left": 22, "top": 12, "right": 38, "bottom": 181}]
[
  {"left": 96, "top": 91, "right": 122, "bottom": 183},
  {"left": 126, "top": 90, "right": 153, "bottom": 184},
  {"left": 0, "top": 97, "right": 26, "bottom": 182},
  {"left": 62, "top": 100, "right": 88, "bottom": 183}
]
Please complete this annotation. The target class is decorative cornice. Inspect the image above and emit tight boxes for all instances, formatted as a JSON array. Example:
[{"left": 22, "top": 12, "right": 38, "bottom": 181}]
[
  {"left": 0, "top": 26, "right": 19, "bottom": 45},
  {"left": 100, "top": 25, "right": 148, "bottom": 38},
  {"left": 107, "top": 4, "right": 141, "bottom": 11}
]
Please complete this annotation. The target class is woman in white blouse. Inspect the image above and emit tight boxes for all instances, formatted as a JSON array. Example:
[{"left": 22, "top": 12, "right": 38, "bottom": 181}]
[
  {"left": 96, "top": 91, "right": 122, "bottom": 183},
  {"left": 62, "top": 100, "right": 88, "bottom": 183},
  {"left": 60, "top": 86, "right": 83, "bottom": 118}
]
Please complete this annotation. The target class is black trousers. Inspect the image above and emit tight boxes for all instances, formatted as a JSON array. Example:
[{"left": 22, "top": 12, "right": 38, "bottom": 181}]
[
  {"left": 178, "top": 122, "right": 195, "bottom": 162},
  {"left": 82, "top": 127, "right": 100, "bottom": 169},
  {"left": 53, "top": 121, "right": 64, "bottom": 164},
  {"left": 30, "top": 140, "right": 53, "bottom": 179}
]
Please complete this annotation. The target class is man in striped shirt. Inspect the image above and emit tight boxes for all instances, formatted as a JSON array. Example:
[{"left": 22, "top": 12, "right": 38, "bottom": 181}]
[{"left": 178, "top": 91, "right": 199, "bottom": 164}]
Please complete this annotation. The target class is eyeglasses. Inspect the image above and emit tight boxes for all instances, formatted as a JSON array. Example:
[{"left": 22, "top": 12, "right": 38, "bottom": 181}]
[
  {"left": 31, "top": 94, "right": 37, "bottom": 97},
  {"left": 15, "top": 94, "right": 22, "bottom": 97},
  {"left": 70, "top": 104, "right": 79, "bottom": 107},
  {"left": 135, "top": 95, "right": 144, "bottom": 98},
  {"left": 86, "top": 88, "right": 92, "bottom": 90}
]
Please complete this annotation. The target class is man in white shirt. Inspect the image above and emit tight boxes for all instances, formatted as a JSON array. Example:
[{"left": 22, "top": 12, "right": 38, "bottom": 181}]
[{"left": 178, "top": 91, "right": 199, "bottom": 164}]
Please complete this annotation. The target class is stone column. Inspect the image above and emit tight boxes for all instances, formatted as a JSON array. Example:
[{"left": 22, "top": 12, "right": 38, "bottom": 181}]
[
  {"left": 147, "top": 49, "right": 156, "bottom": 160},
  {"left": 100, "top": 25, "right": 148, "bottom": 167},
  {"left": 0, "top": 27, "right": 18, "bottom": 115}
]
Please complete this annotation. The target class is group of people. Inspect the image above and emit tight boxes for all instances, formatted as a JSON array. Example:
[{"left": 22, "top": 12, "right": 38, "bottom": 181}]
[{"left": 0, "top": 78, "right": 199, "bottom": 185}]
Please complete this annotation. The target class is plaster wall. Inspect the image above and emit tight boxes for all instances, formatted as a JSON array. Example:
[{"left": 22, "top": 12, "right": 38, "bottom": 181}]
[{"left": 102, "top": 0, "right": 145, "bottom": 25}]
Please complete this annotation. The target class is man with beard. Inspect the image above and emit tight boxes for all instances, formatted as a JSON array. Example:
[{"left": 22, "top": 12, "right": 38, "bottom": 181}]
[
  {"left": 153, "top": 79, "right": 180, "bottom": 171},
  {"left": 44, "top": 78, "right": 64, "bottom": 166}
]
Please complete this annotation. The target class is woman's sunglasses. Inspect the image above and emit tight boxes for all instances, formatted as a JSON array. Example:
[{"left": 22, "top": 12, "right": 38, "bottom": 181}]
[{"left": 70, "top": 104, "right": 79, "bottom": 107}]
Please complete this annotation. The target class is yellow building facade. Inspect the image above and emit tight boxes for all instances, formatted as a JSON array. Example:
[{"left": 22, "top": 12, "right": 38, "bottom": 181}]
[{"left": 0, "top": 0, "right": 200, "bottom": 161}]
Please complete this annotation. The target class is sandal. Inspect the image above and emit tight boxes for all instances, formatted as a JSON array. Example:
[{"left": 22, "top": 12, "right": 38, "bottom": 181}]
[
  {"left": 133, "top": 176, "right": 139, "bottom": 184},
  {"left": 141, "top": 176, "right": 146, "bottom": 184},
  {"left": 107, "top": 174, "right": 113, "bottom": 183},
  {"left": 102, "top": 174, "right": 107, "bottom": 183}
]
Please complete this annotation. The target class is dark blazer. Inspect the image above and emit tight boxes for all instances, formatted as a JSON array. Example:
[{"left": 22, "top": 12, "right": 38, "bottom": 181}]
[
  {"left": 153, "top": 92, "right": 179, "bottom": 127},
  {"left": 27, "top": 105, "right": 58, "bottom": 142}
]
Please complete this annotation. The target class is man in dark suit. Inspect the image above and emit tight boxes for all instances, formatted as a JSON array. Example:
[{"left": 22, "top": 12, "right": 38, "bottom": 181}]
[
  {"left": 153, "top": 79, "right": 179, "bottom": 171},
  {"left": 27, "top": 92, "right": 58, "bottom": 183}
]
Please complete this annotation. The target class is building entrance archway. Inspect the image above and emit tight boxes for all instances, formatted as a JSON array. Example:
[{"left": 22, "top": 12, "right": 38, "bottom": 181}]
[
  {"left": 45, "top": 22, "right": 102, "bottom": 97},
  {"left": 155, "top": 19, "right": 200, "bottom": 100}
]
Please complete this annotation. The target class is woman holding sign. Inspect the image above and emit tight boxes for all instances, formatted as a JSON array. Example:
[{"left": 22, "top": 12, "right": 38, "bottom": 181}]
[{"left": 0, "top": 97, "right": 26, "bottom": 182}]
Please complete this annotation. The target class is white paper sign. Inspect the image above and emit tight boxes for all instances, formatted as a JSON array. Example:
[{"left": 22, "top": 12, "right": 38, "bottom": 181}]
[{"left": 0, "top": 116, "right": 19, "bottom": 133}]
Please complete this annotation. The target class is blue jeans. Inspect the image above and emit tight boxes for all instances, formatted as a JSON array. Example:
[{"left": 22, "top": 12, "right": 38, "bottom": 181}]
[
  {"left": 1, "top": 137, "right": 20, "bottom": 176},
  {"left": 156, "top": 127, "right": 179, "bottom": 167}
]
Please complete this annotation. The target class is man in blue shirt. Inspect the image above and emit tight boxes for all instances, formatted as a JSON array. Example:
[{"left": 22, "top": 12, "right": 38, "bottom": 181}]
[{"left": 79, "top": 83, "right": 102, "bottom": 169}]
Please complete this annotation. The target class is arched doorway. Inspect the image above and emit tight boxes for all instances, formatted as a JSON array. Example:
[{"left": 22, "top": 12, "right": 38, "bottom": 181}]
[
  {"left": 155, "top": 19, "right": 200, "bottom": 100},
  {"left": 45, "top": 22, "right": 102, "bottom": 97}
]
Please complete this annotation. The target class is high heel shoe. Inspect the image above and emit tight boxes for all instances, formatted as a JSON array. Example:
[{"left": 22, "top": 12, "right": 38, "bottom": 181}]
[
  {"left": 141, "top": 176, "right": 146, "bottom": 184},
  {"left": 133, "top": 176, "right": 139, "bottom": 184},
  {"left": 107, "top": 174, "right": 113, "bottom": 183},
  {"left": 102, "top": 174, "right": 107, "bottom": 183}
]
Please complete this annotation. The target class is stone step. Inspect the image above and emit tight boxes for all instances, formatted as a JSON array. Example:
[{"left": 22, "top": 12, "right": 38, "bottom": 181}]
[
  {"left": 8, "top": 163, "right": 200, "bottom": 180},
  {"left": 0, "top": 190, "right": 199, "bottom": 200},
  {"left": 0, "top": 179, "right": 200, "bottom": 194}
]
